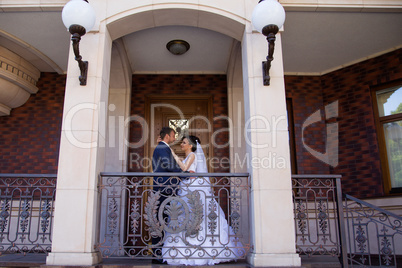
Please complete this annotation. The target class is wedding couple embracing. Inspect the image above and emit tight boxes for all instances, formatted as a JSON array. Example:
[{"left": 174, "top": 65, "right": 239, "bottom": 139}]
[{"left": 151, "top": 127, "right": 243, "bottom": 266}]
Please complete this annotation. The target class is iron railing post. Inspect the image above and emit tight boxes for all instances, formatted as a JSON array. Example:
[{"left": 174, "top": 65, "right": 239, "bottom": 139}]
[{"left": 335, "top": 177, "right": 348, "bottom": 268}]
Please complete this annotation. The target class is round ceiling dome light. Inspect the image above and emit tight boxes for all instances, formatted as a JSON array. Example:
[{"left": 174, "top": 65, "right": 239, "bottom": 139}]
[{"left": 166, "top": 40, "right": 190, "bottom": 55}]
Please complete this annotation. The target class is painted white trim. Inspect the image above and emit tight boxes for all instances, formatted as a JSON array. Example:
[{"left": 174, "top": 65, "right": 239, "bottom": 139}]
[{"left": 1, "top": 0, "right": 402, "bottom": 12}]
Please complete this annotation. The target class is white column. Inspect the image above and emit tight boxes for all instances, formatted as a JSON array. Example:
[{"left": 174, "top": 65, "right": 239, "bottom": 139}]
[
  {"left": 242, "top": 27, "right": 301, "bottom": 267},
  {"left": 98, "top": 40, "right": 132, "bottom": 255},
  {"left": 227, "top": 41, "right": 250, "bottom": 245},
  {"left": 46, "top": 23, "right": 112, "bottom": 266},
  {"left": 105, "top": 40, "right": 132, "bottom": 173},
  {"left": 227, "top": 41, "right": 247, "bottom": 174}
]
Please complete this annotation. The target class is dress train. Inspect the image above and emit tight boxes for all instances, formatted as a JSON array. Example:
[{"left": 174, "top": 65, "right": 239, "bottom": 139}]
[{"left": 161, "top": 177, "right": 244, "bottom": 266}]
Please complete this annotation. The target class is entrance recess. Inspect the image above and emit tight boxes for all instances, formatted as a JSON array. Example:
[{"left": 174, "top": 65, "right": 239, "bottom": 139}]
[{"left": 145, "top": 95, "right": 213, "bottom": 170}]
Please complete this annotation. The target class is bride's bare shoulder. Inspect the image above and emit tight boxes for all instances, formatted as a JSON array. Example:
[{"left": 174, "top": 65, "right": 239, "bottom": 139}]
[{"left": 188, "top": 152, "right": 196, "bottom": 159}]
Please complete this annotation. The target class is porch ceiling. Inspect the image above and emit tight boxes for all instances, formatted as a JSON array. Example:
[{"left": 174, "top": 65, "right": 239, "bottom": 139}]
[{"left": 0, "top": 10, "right": 401, "bottom": 76}]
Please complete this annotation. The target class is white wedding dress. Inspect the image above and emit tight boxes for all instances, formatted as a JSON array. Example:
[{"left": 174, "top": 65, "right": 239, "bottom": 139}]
[{"left": 162, "top": 145, "right": 243, "bottom": 265}]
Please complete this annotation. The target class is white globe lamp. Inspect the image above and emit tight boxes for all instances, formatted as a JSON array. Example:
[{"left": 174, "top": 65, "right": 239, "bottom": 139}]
[
  {"left": 251, "top": 0, "right": 286, "bottom": 86},
  {"left": 61, "top": 0, "right": 96, "bottom": 86}
]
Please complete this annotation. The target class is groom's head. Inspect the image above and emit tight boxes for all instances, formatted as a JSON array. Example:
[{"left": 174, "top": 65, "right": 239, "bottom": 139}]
[{"left": 160, "top": 127, "right": 176, "bottom": 144}]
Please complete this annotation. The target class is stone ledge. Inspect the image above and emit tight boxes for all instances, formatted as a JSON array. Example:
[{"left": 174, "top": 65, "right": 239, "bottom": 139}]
[{"left": 0, "top": 46, "right": 40, "bottom": 116}]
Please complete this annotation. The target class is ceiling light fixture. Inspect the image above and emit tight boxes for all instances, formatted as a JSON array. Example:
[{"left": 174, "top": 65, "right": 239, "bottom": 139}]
[{"left": 166, "top": 40, "right": 190, "bottom": 55}]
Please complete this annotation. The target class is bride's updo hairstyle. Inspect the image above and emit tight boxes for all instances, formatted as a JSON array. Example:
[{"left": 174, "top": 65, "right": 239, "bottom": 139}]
[{"left": 182, "top": 135, "right": 201, "bottom": 152}]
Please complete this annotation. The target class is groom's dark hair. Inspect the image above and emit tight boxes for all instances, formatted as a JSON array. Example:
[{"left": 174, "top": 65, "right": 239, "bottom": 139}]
[{"left": 160, "top": 127, "right": 175, "bottom": 139}]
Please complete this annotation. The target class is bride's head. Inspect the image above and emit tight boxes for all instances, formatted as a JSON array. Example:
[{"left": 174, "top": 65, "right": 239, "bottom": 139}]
[{"left": 180, "top": 135, "right": 200, "bottom": 152}]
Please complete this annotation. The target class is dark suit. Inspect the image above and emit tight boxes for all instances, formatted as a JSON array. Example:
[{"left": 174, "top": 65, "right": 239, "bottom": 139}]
[
  {"left": 152, "top": 141, "right": 182, "bottom": 193},
  {"left": 151, "top": 141, "right": 182, "bottom": 252}
]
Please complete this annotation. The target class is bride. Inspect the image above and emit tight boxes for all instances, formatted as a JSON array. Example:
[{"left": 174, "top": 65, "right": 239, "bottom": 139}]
[{"left": 161, "top": 135, "right": 243, "bottom": 265}]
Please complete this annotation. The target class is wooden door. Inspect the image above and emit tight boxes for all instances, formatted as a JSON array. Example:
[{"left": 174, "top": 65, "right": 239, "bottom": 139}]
[{"left": 145, "top": 95, "right": 213, "bottom": 171}]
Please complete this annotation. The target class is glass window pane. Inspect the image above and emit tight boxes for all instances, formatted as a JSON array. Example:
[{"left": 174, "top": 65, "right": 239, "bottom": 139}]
[
  {"left": 376, "top": 85, "right": 402, "bottom": 117},
  {"left": 383, "top": 120, "right": 402, "bottom": 188},
  {"left": 169, "top": 119, "right": 189, "bottom": 139}
]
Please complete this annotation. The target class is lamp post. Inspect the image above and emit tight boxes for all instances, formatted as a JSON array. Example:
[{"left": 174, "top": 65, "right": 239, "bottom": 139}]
[
  {"left": 62, "top": 0, "right": 96, "bottom": 86},
  {"left": 251, "top": 0, "right": 286, "bottom": 86}
]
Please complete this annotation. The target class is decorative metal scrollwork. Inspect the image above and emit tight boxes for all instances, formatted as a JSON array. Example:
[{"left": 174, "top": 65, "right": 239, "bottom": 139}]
[
  {"left": 164, "top": 199, "right": 185, "bottom": 232},
  {"left": 293, "top": 176, "right": 341, "bottom": 257},
  {"left": 230, "top": 198, "right": 241, "bottom": 235},
  {"left": 20, "top": 200, "right": 30, "bottom": 233},
  {"left": 0, "top": 175, "right": 56, "bottom": 255},
  {"left": 40, "top": 200, "right": 52, "bottom": 241},
  {"left": 144, "top": 190, "right": 204, "bottom": 240},
  {"left": 295, "top": 200, "right": 307, "bottom": 242},
  {"left": 317, "top": 199, "right": 328, "bottom": 237},
  {"left": 355, "top": 225, "right": 367, "bottom": 252},
  {"left": 380, "top": 235, "right": 392, "bottom": 265},
  {"left": 169, "top": 119, "right": 189, "bottom": 139},
  {"left": 207, "top": 198, "right": 218, "bottom": 235},
  {"left": 107, "top": 198, "right": 118, "bottom": 234},
  {"left": 130, "top": 199, "right": 140, "bottom": 234},
  {"left": 130, "top": 199, "right": 140, "bottom": 245},
  {"left": 144, "top": 191, "right": 163, "bottom": 239},
  {"left": 0, "top": 199, "right": 10, "bottom": 233},
  {"left": 97, "top": 174, "right": 251, "bottom": 260},
  {"left": 185, "top": 190, "right": 203, "bottom": 237}
]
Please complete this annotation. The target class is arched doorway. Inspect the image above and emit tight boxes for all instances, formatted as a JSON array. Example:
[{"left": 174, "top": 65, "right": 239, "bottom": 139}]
[{"left": 98, "top": 7, "right": 249, "bottom": 262}]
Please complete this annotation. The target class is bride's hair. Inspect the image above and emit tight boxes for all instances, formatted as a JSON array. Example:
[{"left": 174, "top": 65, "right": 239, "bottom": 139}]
[{"left": 182, "top": 135, "right": 200, "bottom": 152}]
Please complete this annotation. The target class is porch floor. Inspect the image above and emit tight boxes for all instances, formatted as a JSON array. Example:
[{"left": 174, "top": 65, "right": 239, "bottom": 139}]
[
  {"left": 0, "top": 254, "right": 249, "bottom": 268},
  {"left": 0, "top": 254, "right": 341, "bottom": 268}
]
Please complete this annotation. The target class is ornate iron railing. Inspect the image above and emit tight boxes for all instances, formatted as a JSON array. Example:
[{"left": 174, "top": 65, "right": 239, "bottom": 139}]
[
  {"left": 344, "top": 194, "right": 402, "bottom": 267},
  {"left": 292, "top": 175, "right": 402, "bottom": 268},
  {"left": 0, "top": 174, "right": 56, "bottom": 255},
  {"left": 292, "top": 174, "right": 347, "bottom": 264},
  {"left": 97, "top": 172, "right": 251, "bottom": 262}
]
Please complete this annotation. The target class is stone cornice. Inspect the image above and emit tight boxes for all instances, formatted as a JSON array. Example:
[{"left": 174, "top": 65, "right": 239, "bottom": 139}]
[
  {"left": 0, "top": 1, "right": 401, "bottom": 12},
  {"left": 0, "top": 59, "right": 38, "bottom": 94},
  {"left": 0, "top": 0, "right": 66, "bottom": 12},
  {"left": 0, "top": 46, "right": 40, "bottom": 116},
  {"left": 280, "top": 0, "right": 402, "bottom": 12}
]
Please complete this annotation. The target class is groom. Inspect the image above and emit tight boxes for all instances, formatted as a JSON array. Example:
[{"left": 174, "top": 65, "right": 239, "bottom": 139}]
[
  {"left": 152, "top": 127, "right": 182, "bottom": 191},
  {"left": 151, "top": 127, "right": 182, "bottom": 262}
]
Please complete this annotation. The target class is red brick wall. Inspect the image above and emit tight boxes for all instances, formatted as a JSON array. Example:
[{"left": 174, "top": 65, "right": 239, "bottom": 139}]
[
  {"left": 2, "top": 48, "right": 401, "bottom": 200},
  {"left": 129, "top": 74, "right": 229, "bottom": 173},
  {"left": 285, "top": 48, "right": 402, "bottom": 198},
  {"left": 285, "top": 76, "right": 330, "bottom": 174},
  {"left": 0, "top": 72, "right": 66, "bottom": 174},
  {"left": 322, "top": 49, "right": 402, "bottom": 197}
]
